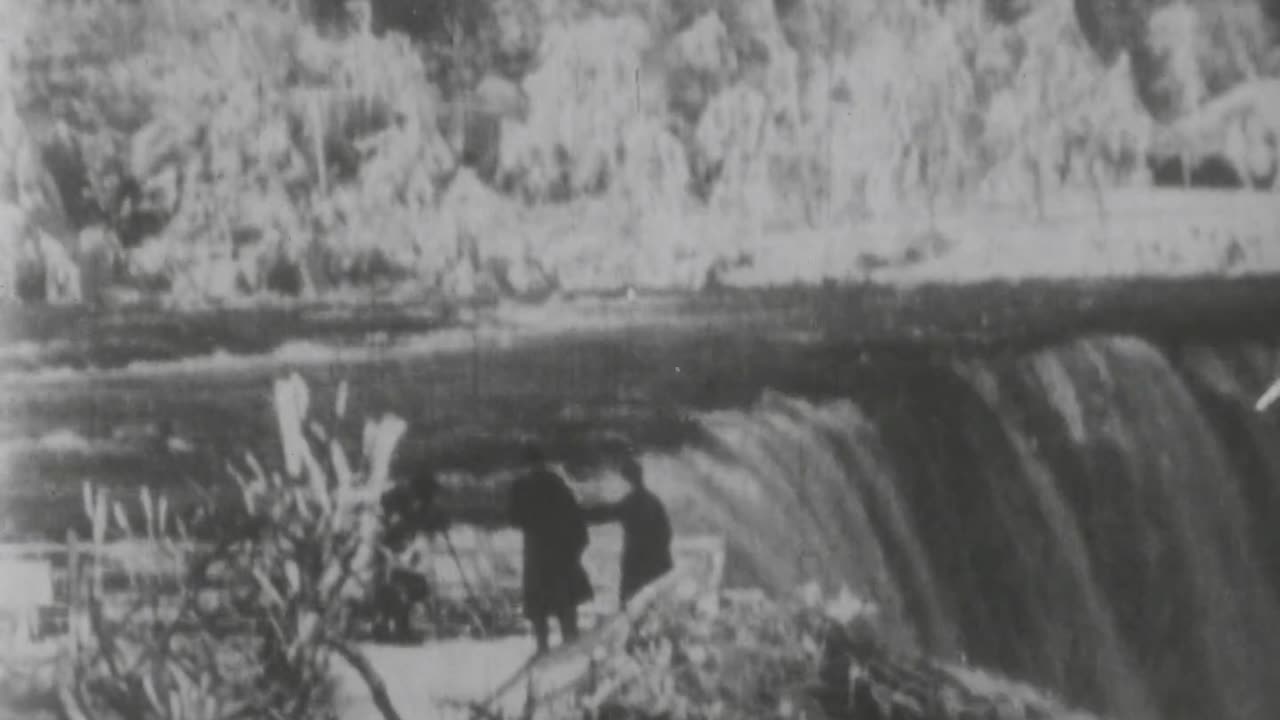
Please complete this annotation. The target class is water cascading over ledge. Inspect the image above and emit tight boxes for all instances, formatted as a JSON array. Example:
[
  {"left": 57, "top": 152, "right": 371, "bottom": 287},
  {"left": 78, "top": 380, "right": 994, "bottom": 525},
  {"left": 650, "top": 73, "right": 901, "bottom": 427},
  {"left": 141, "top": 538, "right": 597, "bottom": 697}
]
[
  {"left": 6, "top": 280, "right": 1280, "bottom": 719},
  {"left": 643, "top": 334, "right": 1280, "bottom": 720}
]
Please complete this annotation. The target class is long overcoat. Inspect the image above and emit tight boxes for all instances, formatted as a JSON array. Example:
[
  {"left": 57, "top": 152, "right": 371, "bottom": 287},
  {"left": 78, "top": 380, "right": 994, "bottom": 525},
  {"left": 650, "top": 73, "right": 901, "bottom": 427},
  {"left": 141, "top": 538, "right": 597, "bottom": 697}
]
[{"left": 508, "top": 468, "right": 593, "bottom": 618}]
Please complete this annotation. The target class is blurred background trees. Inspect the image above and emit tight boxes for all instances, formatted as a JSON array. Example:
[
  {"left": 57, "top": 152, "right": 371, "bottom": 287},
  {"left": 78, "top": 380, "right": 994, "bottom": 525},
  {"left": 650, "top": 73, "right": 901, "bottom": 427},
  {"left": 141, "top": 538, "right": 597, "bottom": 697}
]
[{"left": 3, "top": 0, "right": 1277, "bottom": 306}]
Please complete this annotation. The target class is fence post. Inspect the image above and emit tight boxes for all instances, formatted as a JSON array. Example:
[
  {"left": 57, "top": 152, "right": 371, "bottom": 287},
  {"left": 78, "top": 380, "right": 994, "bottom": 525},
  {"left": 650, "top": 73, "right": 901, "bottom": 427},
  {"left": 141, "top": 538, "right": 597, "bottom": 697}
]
[
  {"left": 58, "top": 531, "right": 88, "bottom": 720},
  {"left": 92, "top": 527, "right": 103, "bottom": 601},
  {"left": 66, "top": 528, "right": 80, "bottom": 655}
]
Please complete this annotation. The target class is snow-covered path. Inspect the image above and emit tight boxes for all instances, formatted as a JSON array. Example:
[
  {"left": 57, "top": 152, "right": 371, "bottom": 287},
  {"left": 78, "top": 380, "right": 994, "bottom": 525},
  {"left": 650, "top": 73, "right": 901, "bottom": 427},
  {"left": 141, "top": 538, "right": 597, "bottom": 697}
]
[{"left": 333, "top": 636, "right": 537, "bottom": 719}]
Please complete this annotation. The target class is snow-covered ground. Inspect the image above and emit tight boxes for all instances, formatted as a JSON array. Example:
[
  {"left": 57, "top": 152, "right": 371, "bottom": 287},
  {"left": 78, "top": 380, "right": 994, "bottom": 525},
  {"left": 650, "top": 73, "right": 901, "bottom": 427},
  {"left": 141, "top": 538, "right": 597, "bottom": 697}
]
[
  {"left": 332, "top": 636, "right": 537, "bottom": 720},
  {"left": 721, "top": 189, "right": 1280, "bottom": 288},
  {"left": 334, "top": 530, "right": 728, "bottom": 719}
]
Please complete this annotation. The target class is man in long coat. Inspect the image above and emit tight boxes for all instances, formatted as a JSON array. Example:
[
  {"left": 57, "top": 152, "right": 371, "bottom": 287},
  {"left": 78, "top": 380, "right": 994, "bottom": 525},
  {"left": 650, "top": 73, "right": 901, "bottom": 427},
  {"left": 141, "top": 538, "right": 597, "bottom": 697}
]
[{"left": 508, "top": 446, "right": 593, "bottom": 654}]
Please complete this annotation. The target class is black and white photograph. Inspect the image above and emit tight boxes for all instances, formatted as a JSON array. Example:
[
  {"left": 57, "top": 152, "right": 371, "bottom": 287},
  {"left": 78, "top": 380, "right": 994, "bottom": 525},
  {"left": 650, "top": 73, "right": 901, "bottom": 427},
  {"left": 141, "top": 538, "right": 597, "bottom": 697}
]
[{"left": 2, "top": 0, "right": 1280, "bottom": 718}]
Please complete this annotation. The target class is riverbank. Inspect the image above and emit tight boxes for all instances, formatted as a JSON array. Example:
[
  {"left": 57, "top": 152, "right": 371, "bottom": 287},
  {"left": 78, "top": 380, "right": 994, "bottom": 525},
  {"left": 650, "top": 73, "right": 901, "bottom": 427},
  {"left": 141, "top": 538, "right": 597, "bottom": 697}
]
[
  {"left": 5, "top": 269, "right": 1280, "bottom": 381},
  {"left": 1, "top": 547, "right": 1096, "bottom": 720},
  {"left": 4, "top": 188, "right": 1278, "bottom": 367}
]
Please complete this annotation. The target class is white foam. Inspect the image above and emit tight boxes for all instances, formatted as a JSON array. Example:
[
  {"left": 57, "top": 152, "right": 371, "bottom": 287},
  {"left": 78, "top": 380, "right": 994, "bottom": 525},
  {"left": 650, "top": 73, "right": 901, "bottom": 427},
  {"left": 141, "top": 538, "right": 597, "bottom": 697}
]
[
  {"left": 0, "top": 340, "right": 72, "bottom": 364},
  {"left": 0, "top": 422, "right": 191, "bottom": 461},
  {"left": 0, "top": 428, "right": 124, "bottom": 459}
]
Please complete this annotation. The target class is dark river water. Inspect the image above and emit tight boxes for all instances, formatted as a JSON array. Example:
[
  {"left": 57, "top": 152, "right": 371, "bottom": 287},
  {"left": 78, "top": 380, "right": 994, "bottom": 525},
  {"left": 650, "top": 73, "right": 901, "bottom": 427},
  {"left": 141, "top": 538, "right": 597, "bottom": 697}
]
[{"left": 4, "top": 275, "right": 1280, "bottom": 720}]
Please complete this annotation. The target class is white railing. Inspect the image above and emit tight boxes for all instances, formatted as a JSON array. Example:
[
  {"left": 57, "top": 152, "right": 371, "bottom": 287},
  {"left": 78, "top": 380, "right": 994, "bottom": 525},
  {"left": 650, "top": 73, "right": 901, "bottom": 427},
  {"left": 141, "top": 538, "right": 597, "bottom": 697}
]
[{"left": 0, "top": 529, "right": 725, "bottom": 643}]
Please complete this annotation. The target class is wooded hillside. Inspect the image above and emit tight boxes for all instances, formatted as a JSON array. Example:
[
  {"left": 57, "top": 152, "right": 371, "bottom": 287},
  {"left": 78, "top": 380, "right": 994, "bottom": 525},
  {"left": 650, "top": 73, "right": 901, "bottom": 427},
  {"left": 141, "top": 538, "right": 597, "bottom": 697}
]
[{"left": 2, "top": 0, "right": 1277, "bottom": 307}]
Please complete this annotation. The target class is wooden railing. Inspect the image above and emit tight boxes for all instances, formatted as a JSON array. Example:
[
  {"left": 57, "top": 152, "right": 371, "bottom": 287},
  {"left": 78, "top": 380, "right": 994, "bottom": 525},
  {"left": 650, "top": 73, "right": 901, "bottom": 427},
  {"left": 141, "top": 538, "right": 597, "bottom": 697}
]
[
  {"left": 0, "top": 529, "right": 725, "bottom": 643},
  {"left": 1, "top": 531, "right": 198, "bottom": 647}
]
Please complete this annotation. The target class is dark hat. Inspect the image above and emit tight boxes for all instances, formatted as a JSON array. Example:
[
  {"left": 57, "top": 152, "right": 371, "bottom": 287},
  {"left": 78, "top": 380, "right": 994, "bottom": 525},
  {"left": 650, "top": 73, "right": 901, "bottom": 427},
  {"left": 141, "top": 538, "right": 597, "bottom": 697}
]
[
  {"left": 618, "top": 455, "right": 644, "bottom": 485},
  {"left": 521, "top": 442, "right": 547, "bottom": 466},
  {"left": 392, "top": 444, "right": 436, "bottom": 479}
]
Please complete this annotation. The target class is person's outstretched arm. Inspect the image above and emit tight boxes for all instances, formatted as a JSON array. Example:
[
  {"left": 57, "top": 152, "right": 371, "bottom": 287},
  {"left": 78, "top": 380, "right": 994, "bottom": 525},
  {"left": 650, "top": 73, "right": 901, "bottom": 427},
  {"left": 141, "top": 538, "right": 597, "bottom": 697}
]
[
  {"left": 507, "top": 477, "right": 526, "bottom": 529},
  {"left": 581, "top": 500, "right": 623, "bottom": 525}
]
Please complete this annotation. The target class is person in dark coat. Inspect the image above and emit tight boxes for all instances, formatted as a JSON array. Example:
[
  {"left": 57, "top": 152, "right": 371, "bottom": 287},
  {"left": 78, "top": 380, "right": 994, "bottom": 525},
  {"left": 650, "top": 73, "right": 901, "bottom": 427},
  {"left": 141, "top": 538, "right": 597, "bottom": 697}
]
[
  {"left": 600, "top": 456, "right": 673, "bottom": 605},
  {"left": 508, "top": 445, "right": 593, "bottom": 654}
]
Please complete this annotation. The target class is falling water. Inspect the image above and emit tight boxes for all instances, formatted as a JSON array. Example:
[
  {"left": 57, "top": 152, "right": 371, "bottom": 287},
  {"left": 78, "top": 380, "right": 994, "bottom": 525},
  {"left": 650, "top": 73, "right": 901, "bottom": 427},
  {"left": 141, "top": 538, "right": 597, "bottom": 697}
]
[
  {"left": 644, "top": 335, "right": 1280, "bottom": 720},
  {"left": 6, "top": 297, "right": 1280, "bottom": 719}
]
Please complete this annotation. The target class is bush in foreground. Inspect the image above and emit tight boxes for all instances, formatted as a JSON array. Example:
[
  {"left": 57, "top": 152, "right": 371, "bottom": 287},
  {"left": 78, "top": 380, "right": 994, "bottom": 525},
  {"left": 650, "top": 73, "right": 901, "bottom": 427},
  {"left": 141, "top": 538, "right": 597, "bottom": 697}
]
[{"left": 62, "top": 375, "right": 408, "bottom": 719}]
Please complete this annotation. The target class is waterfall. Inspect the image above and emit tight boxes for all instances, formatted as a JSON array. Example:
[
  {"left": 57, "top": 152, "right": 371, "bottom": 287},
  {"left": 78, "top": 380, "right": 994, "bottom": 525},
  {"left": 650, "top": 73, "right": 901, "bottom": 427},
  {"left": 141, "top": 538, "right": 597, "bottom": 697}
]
[
  {"left": 7, "top": 317, "right": 1280, "bottom": 719},
  {"left": 645, "top": 335, "right": 1280, "bottom": 720}
]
